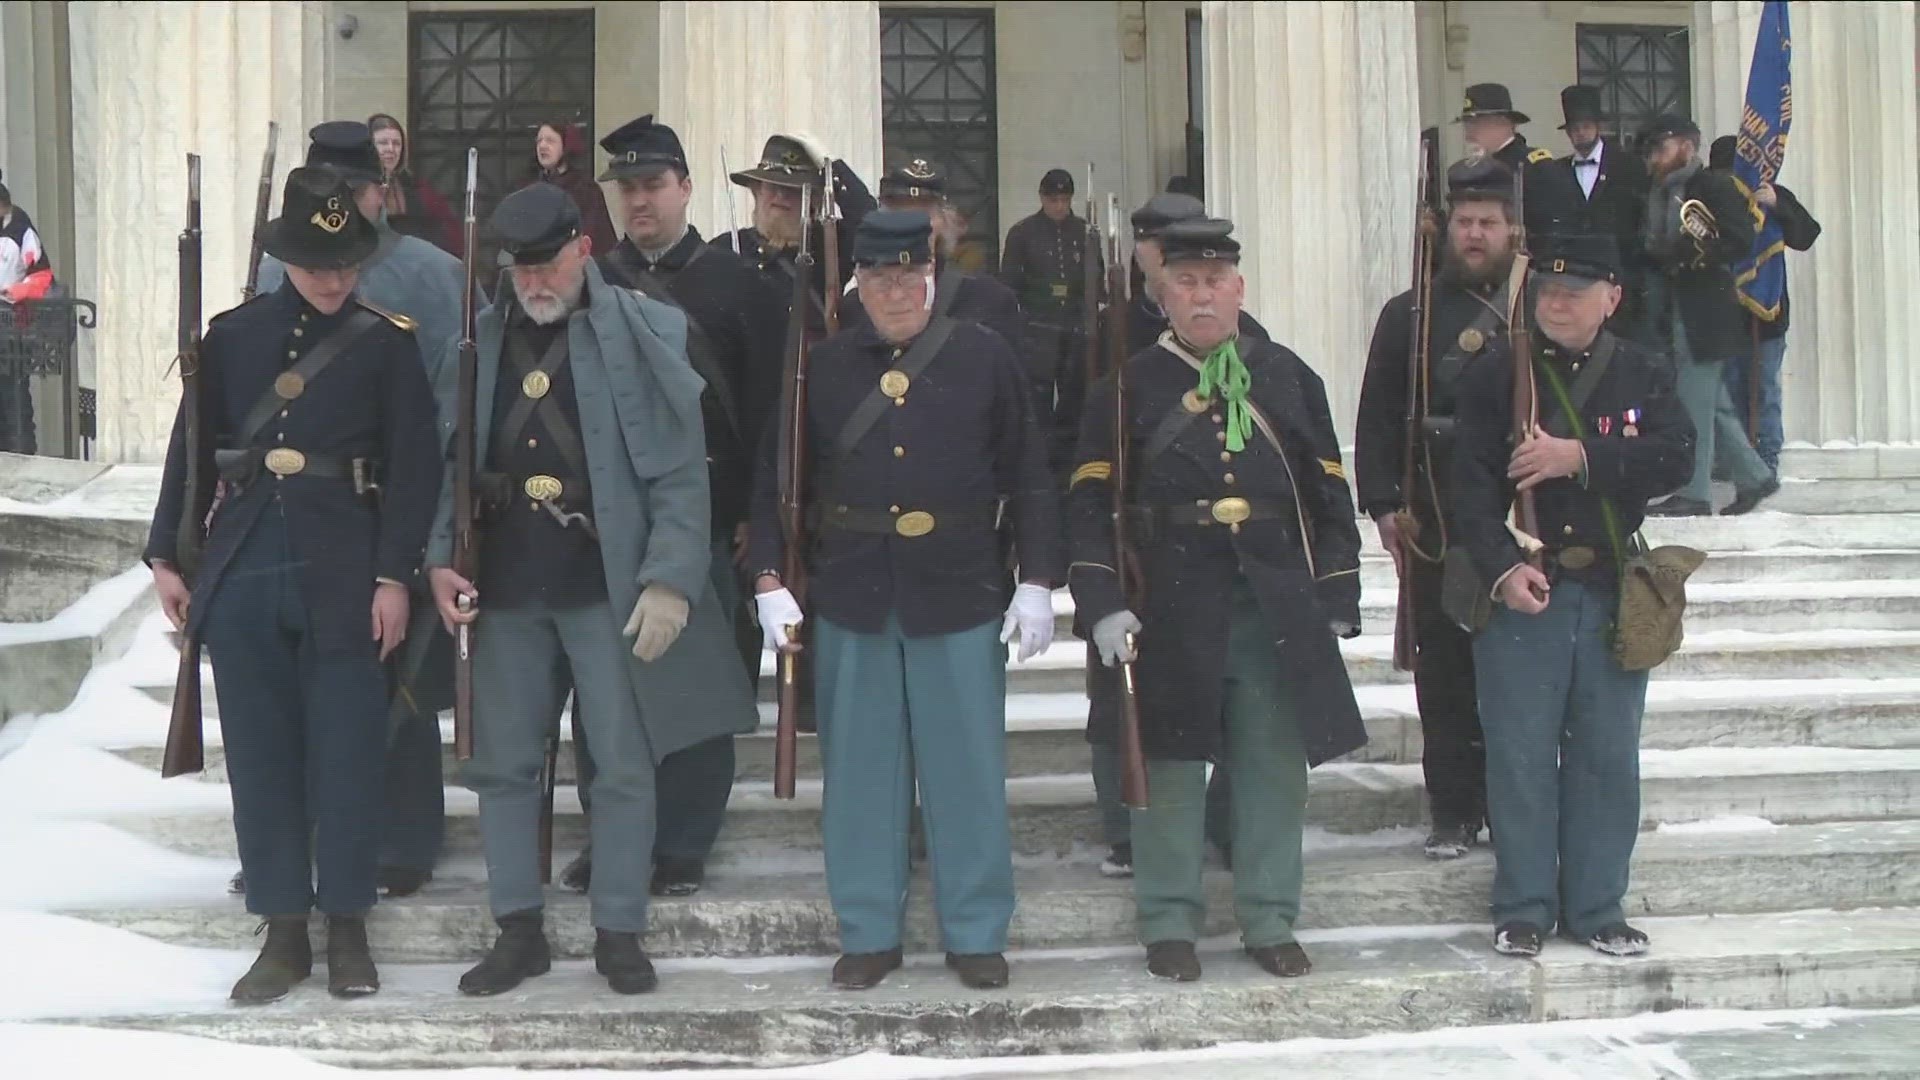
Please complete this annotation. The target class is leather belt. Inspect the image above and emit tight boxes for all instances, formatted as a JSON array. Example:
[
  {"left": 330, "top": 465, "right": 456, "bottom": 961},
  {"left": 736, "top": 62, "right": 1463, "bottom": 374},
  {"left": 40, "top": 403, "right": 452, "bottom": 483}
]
[
  {"left": 812, "top": 504, "right": 998, "bottom": 538},
  {"left": 215, "top": 446, "right": 380, "bottom": 490},
  {"left": 1133, "top": 496, "right": 1294, "bottom": 532},
  {"left": 1547, "top": 544, "right": 1603, "bottom": 570}
]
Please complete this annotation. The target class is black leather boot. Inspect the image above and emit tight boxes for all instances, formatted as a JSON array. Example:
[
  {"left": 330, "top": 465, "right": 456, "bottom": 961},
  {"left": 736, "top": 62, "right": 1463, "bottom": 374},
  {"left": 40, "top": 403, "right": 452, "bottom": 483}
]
[
  {"left": 325, "top": 915, "right": 380, "bottom": 998},
  {"left": 230, "top": 915, "right": 312, "bottom": 1004},
  {"left": 594, "top": 929, "right": 657, "bottom": 995},
  {"left": 459, "top": 911, "right": 553, "bottom": 996}
]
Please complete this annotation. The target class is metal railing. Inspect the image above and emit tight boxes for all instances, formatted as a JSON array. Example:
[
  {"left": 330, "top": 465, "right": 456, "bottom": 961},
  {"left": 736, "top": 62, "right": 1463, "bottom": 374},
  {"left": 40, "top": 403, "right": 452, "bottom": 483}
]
[{"left": 0, "top": 292, "right": 98, "bottom": 459}]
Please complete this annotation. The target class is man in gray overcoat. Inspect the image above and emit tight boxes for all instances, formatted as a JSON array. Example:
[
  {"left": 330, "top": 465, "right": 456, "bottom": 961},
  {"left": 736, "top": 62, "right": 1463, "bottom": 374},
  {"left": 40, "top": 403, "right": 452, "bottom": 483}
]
[{"left": 425, "top": 183, "right": 757, "bottom": 997}]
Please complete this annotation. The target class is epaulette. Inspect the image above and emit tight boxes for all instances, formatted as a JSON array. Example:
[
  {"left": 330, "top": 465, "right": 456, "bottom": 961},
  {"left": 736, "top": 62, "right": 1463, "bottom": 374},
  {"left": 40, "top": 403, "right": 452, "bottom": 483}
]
[
  {"left": 358, "top": 297, "right": 418, "bottom": 332},
  {"left": 1526, "top": 147, "right": 1554, "bottom": 164},
  {"left": 207, "top": 289, "right": 272, "bottom": 327}
]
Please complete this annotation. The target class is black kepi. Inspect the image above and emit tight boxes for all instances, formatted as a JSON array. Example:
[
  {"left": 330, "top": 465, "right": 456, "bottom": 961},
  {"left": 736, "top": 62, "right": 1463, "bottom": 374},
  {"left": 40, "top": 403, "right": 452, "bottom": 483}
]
[
  {"left": 1445, "top": 155, "right": 1517, "bottom": 205},
  {"left": 1157, "top": 217, "right": 1241, "bottom": 265},
  {"left": 852, "top": 209, "right": 933, "bottom": 267},
  {"left": 878, "top": 159, "right": 944, "bottom": 202},
  {"left": 305, "top": 121, "right": 382, "bottom": 183},
  {"left": 1130, "top": 192, "right": 1205, "bottom": 239},
  {"left": 489, "top": 182, "right": 583, "bottom": 266},
  {"left": 1455, "top": 83, "right": 1529, "bottom": 124},
  {"left": 257, "top": 165, "right": 378, "bottom": 270},
  {"left": 598, "top": 114, "right": 688, "bottom": 182},
  {"left": 1532, "top": 233, "right": 1621, "bottom": 286}
]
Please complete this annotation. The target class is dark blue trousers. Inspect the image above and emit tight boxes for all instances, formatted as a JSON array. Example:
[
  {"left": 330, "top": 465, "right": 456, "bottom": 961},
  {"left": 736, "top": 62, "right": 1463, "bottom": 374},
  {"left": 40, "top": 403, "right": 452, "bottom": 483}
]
[
  {"left": 379, "top": 606, "right": 447, "bottom": 874},
  {"left": 201, "top": 509, "right": 388, "bottom": 916}
]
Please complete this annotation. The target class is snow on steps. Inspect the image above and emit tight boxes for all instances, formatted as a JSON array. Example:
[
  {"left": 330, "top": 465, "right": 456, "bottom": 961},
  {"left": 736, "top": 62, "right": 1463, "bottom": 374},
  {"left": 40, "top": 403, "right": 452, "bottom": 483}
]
[{"left": 69, "top": 909, "right": 1920, "bottom": 1070}]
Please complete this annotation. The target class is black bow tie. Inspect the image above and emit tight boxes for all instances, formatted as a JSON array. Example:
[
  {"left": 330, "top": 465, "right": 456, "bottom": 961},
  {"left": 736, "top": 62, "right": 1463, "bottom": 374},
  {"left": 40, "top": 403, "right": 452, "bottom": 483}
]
[{"left": 1575, "top": 159, "right": 1599, "bottom": 168}]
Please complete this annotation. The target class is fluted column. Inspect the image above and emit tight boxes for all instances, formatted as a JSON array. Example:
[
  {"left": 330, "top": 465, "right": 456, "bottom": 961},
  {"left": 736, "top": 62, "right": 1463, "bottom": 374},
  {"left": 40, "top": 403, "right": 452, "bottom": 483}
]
[
  {"left": 658, "top": 1, "right": 882, "bottom": 241},
  {"left": 68, "top": 1, "right": 327, "bottom": 463},
  {"left": 1202, "top": 1, "right": 1420, "bottom": 445},
  {"left": 1692, "top": 1, "right": 1920, "bottom": 449}
]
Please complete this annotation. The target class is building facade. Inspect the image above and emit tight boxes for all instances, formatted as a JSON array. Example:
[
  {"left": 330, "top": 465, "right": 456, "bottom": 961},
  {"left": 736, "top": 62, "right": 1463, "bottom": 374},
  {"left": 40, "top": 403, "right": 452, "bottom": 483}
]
[{"left": 1, "top": 0, "right": 1914, "bottom": 475}]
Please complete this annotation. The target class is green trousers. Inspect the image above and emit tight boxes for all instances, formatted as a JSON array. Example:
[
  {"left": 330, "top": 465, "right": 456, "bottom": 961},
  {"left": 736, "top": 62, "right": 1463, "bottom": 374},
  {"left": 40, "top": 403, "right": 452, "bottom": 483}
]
[{"left": 1132, "top": 582, "right": 1309, "bottom": 949}]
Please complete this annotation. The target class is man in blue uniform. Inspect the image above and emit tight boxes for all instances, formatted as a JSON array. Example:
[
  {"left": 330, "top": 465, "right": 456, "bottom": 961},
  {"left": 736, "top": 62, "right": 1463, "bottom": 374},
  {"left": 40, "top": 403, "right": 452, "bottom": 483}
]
[
  {"left": 1000, "top": 168, "right": 1099, "bottom": 399},
  {"left": 717, "top": 132, "right": 875, "bottom": 331},
  {"left": 246, "top": 120, "right": 474, "bottom": 899},
  {"left": 748, "top": 210, "right": 1064, "bottom": 991},
  {"left": 561, "top": 115, "right": 788, "bottom": 899},
  {"left": 1451, "top": 234, "right": 1695, "bottom": 958},
  {"left": 1068, "top": 218, "right": 1365, "bottom": 984},
  {"left": 428, "top": 184, "right": 757, "bottom": 997},
  {"left": 146, "top": 166, "right": 442, "bottom": 1003}
]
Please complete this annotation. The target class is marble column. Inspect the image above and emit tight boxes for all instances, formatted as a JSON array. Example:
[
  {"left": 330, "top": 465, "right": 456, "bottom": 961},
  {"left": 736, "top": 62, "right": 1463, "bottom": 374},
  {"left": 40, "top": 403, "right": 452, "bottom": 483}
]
[
  {"left": 657, "top": 1, "right": 882, "bottom": 243},
  {"left": 1201, "top": 1, "right": 1421, "bottom": 445},
  {"left": 1692, "top": 1, "right": 1920, "bottom": 450},
  {"left": 67, "top": 1, "right": 328, "bottom": 463}
]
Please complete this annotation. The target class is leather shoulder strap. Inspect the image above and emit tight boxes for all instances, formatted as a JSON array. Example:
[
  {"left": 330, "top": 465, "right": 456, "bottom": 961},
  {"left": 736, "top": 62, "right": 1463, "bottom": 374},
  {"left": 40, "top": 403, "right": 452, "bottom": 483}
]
[
  {"left": 1540, "top": 332, "right": 1618, "bottom": 439},
  {"left": 618, "top": 262, "right": 740, "bottom": 439},
  {"left": 237, "top": 308, "right": 381, "bottom": 447},
  {"left": 932, "top": 268, "right": 964, "bottom": 320},
  {"left": 826, "top": 317, "right": 957, "bottom": 494}
]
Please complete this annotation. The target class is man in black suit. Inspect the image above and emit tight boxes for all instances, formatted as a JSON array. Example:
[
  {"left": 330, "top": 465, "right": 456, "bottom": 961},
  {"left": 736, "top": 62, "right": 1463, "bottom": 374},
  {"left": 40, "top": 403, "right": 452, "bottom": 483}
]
[{"left": 1524, "top": 86, "right": 1650, "bottom": 340}]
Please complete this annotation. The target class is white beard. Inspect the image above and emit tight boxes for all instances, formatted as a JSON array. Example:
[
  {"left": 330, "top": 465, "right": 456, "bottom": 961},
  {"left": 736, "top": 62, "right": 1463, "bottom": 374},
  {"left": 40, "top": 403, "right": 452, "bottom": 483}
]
[{"left": 514, "top": 272, "right": 584, "bottom": 326}]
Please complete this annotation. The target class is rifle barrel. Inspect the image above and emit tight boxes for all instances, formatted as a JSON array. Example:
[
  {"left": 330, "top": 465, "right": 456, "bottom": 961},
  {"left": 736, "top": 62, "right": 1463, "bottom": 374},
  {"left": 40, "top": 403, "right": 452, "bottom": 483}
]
[{"left": 451, "top": 147, "right": 480, "bottom": 762}]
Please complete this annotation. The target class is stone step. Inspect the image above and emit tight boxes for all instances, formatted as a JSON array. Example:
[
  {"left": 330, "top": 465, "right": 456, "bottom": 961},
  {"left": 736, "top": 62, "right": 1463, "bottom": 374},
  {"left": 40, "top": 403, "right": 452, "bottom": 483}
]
[
  {"left": 114, "top": 678, "right": 1920, "bottom": 782},
  {"left": 63, "top": 820, "right": 1920, "bottom": 962},
  {"left": 0, "top": 566, "right": 155, "bottom": 725},
  {"left": 113, "top": 747, "right": 1920, "bottom": 860},
  {"left": 81, "top": 908, "right": 1920, "bottom": 1069},
  {"left": 1348, "top": 547, "right": 1920, "bottom": 593}
]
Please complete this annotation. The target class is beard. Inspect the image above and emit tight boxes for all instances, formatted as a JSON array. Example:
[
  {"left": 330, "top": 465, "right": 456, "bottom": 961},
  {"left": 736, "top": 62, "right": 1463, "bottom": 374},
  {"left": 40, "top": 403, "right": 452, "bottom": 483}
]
[
  {"left": 514, "top": 267, "right": 586, "bottom": 326},
  {"left": 1439, "top": 243, "right": 1515, "bottom": 289},
  {"left": 754, "top": 199, "right": 802, "bottom": 250}
]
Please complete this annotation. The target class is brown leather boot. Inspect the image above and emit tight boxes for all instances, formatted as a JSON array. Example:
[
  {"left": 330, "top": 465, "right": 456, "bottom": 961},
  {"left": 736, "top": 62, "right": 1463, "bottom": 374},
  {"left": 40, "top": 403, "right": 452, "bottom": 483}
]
[
  {"left": 831, "top": 947, "right": 904, "bottom": 990},
  {"left": 1145, "top": 940, "right": 1202, "bottom": 982},
  {"left": 945, "top": 952, "right": 1009, "bottom": 989},
  {"left": 230, "top": 916, "right": 312, "bottom": 1004},
  {"left": 1246, "top": 942, "right": 1312, "bottom": 978}
]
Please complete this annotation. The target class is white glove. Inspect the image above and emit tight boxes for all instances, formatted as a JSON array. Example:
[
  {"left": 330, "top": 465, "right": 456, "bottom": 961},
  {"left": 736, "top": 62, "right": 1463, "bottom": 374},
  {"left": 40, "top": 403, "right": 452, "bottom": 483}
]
[
  {"left": 754, "top": 586, "right": 805, "bottom": 653},
  {"left": 999, "top": 582, "right": 1056, "bottom": 663},
  {"left": 1091, "top": 610, "right": 1143, "bottom": 668},
  {"left": 623, "top": 585, "right": 689, "bottom": 662}
]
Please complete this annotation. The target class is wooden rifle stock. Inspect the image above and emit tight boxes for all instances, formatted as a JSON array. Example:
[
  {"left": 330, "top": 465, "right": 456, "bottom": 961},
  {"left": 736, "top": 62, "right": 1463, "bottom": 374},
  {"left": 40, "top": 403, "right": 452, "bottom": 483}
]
[
  {"left": 1392, "top": 130, "right": 1440, "bottom": 674},
  {"left": 539, "top": 724, "right": 558, "bottom": 884},
  {"left": 773, "top": 186, "right": 817, "bottom": 800},
  {"left": 1102, "top": 194, "right": 1148, "bottom": 810},
  {"left": 451, "top": 148, "right": 481, "bottom": 762},
  {"left": 162, "top": 154, "right": 207, "bottom": 780},
  {"left": 241, "top": 122, "right": 279, "bottom": 301},
  {"left": 820, "top": 162, "right": 841, "bottom": 334},
  {"left": 1506, "top": 253, "right": 1544, "bottom": 568}
]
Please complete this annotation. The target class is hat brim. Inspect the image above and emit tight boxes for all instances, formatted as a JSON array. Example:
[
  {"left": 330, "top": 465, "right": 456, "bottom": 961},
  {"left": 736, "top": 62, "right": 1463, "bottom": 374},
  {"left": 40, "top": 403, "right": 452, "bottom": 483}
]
[
  {"left": 1557, "top": 114, "right": 1603, "bottom": 130},
  {"left": 1161, "top": 250, "right": 1241, "bottom": 266},
  {"left": 495, "top": 239, "right": 576, "bottom": 268},
  {"left": 1453, "top": 109, "right": 1531, "bottom": 125},
  {"left": 599, "top": 157, "right": 681, "bottom": 183},
  {"left": 1532, "top": 268, "right": 1614, "bottom": 289},
  {"left": 255, "top": 214, "right": 379, "bottom": 271},
  {"left": 730, "top": 165, "right": 818, "bottom": 190}
]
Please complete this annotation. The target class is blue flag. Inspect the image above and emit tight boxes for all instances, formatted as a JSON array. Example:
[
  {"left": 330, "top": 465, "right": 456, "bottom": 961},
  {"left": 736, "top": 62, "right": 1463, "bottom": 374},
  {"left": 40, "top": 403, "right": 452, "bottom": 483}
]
[{"left": 1733, "top": 0, "right": 1792, "bottom": 321}]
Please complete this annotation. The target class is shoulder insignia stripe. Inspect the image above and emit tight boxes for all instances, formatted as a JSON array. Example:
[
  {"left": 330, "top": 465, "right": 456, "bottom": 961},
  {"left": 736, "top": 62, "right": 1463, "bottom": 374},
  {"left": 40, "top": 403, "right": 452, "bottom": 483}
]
[
  {"left": 1526, "top": 147, "right": 1554, "bottom": 164},
  {"left": 357, "top": 298, "right": 418, "bottom": 332},
  {"left": 1071, "top": 461, "right": 1113, "bottom": 488},
  {"left": 1319, "top": 458, "right": 1346, "bottom": 479}
]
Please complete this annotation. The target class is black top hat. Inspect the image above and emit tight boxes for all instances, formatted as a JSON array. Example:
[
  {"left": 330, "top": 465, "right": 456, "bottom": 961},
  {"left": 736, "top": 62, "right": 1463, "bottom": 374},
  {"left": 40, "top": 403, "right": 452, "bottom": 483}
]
[
  {"left": 878, "top": 159, "right": 945, "bottom": 202},
  {"left": 1158, "top": 217, "right": 1241, "bottom": 265},
  {"left": 490, "top": 183, "right": 583, "bottom": 266},
  {"left": 1130, "top": 192, "right": 1205, "bottom": 239},
  {"left": 1455, "top": 83, "right": 1529, "bottom": 125},
  {"left": 1640, "top": 112, "right": 1702, "bottom": 145},
  {"left": 1039, "top": 168, "right": 1075, "bottom": 196},
  {"left": 1445, "top": 155, "right": 1517, "bottom": 205},
  {"left": 305, "top": 121, "right": 382, "bottom": 184},
  {"left": 257, "top": 166, "right": 379, "bottom": 271},
  {"left": 1558, "top": 85, "right": 1604, "bottom": 129},
  {"left": 729, "top": 134, "right": 822, "bottom": 189},
  {"left": 598, "top": 114, "right": 688, "bottom": 182},
  {"left": 852, "top": 209, "right": 934, "bottom": 267},
  {"left": 1532, "top": 233, "right": 1621, "bottom": 286}
]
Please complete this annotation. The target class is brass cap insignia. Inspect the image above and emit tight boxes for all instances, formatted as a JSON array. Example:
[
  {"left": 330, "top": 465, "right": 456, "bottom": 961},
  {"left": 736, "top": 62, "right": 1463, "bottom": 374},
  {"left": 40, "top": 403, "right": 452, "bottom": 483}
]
[
  {"left": 905, "top": 159, "right": 935, "bottom": 179},
  {"left": 311, "top": 195, "right": 349, "bottom": 235}
]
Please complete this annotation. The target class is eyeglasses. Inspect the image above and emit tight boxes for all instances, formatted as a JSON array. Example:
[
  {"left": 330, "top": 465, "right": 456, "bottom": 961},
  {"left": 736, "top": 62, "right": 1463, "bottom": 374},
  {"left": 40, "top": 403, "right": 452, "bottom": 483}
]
[{"left": 858, "top": 271, "right": 925, "bottom": 297}]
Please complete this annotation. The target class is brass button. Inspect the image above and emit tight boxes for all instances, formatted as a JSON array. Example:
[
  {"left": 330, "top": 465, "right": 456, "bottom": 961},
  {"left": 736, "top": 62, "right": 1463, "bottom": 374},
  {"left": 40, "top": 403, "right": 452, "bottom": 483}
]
[
  {"left": 1211, "top": 414, "right": 1223, "bottom": 424},
  {"left": 1563, "top": 524, "right": 1574, "bottom": 535},
  {"left": 1572, "top": 362, "right": 1581, "bottom": 373},
  {"left": 287, "top": 350, "right": 298, "bottom": 359},
  {"left": 1216, "top": 431, "right": 1227, "bottom": 443},
  {"left": 894, "top": 397, "right": 907, "bottom": 407},
  {"left": 279, "top": 409, "right": 288, "bottom": 418},
  {"left": 277, "top": 432, "right": 285, "bottom": 442},
  {"left": 528, "top": 438, "right": 539, "bottom": 448},
  {"left": 893, "top": 445, "right": 905, "bottom": 458},
  {"left": 1220, "top": 451, "right": 1232, "bottom": 462},
  {"left": 299, "top": 313, "right": 309, "bottom": 322},
  {"left": 889, "top": 504, "right": 901, "bottom": 514},
  {"left": 292, "top": 328, "right": 303, "bottom": 338},
  {"left": 1224, "top": 472, "right": 1236, "bottom": 484}
]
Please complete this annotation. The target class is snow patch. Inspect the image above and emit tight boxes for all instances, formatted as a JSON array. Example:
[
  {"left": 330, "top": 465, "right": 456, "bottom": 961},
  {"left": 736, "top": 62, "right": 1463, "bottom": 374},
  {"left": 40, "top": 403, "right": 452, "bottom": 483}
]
[
  {"left": 0, "top": 564, "right": 149, "bottom": 645},
  {"left": 1656, "top": 816, "right": 1785, "bottom": 835}
]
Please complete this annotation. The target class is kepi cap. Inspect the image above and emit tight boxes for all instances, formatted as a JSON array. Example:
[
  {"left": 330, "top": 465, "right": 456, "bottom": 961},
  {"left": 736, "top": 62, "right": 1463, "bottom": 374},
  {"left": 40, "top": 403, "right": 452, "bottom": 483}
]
[
  {"left": 1531, "top": 233, "right": 1621, "bottom": 287},
  {"left": 1639, "top": 112, "right": 1701, "bottom": 145},
  {"left": 852, "top": 209, "right": 934, "bottom": 268},
  {"left": 1131, "top": 192, "right": 1205, "bottom": 239},
  {"left": 489, "top": 183, "right": 583, "bottom": 266},
  {"left": 1445, "top": 155, "right": 1517, "bottom": 206},
  {"left": 1157, "top": 217, "right": 1241, "bottom": 265},
  {"left": 306, "top": 121, "right": 383, "bottom": 183},
  {"left": 1039, "top": 168, "right": 1074, "bottom": 196},
  {"left": 878, "top": 159, "right": 945, "bottom": 203},
  {"left": 599, "top": 114, "right": 687, "bottom": 182}
]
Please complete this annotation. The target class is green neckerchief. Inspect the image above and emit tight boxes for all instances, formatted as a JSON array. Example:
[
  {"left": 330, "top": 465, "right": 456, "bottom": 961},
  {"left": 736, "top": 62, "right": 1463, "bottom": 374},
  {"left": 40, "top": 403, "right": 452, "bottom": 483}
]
[
  {"left": 1195, "top": 336, "right": 1253, "bottom": 452},
  {"left": 1535, "top": 354, "right": 1627, "bottom": 564}
]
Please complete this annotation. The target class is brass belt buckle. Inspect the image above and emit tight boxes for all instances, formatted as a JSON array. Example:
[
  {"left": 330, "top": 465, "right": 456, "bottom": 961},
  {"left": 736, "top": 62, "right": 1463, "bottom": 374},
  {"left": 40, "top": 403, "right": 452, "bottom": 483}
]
[
  {"left": 1557, "top": 545, "right": 1597, "bottom": 570},
  {"left": 1210, "top": 497, "right": 1252, "bottom": 525},
  {"left": 894, "top": 510, "right": 936, "bottom": 537},
  {"left": 524, "top": 474, "right": 564, "bottom": 502},
  {"left": 263, "top": 447, "right": 306, "bottom": 476}
]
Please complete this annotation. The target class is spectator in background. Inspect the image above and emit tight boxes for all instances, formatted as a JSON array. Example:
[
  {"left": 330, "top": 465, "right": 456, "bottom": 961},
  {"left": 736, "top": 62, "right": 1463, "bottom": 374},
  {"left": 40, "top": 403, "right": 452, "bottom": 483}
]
[
  {"left": 529, "top": 120, "right": 618, "bottom": 256},
  {"left": 368, "top": 113, "right": 464, "bottom": 258},
  {"left": 0, "top": 180, "right": 53, "bottom": 302},
  {"left": 1708, "top": 135, "right": 1821, "bottom": 479}
]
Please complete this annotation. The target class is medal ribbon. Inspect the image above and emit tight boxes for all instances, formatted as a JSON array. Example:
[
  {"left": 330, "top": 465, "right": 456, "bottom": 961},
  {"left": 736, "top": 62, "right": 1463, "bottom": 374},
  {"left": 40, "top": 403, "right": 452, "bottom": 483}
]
[{"left": 1197, "top": 338, "right": 1253, "bottom": 453}]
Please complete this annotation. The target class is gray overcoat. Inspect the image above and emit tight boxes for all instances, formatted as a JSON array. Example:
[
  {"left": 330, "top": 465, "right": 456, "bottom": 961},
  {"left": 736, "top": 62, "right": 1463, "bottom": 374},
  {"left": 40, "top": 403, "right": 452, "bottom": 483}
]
[{"left": 426, "top": 260, "right": 758, "bottom": 761}]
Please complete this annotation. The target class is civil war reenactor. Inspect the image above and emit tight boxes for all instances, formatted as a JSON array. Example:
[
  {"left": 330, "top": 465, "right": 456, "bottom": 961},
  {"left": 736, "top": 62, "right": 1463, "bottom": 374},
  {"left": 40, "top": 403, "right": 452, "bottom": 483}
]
[
  {"left": 718, "top": 132, "right": 875, "bottom": 329},
  {"left": 1064, "top": 191, "right": 1271, "bottom": 879},
  {"left": 1000, "top": 168, "right": 1101, "bottom": 396},
  {"left": 1450, "top": 233, "right": 1694, "bottom": 958},
  {"left": 747, "top": 210, "right": 1064, "bottom": 992},
  {"left": 559, "top": 114, "right": 788, "bottom": 899},
  {"left": 234, "top": 118, "right": 477, "bottom": 902},
  {"left": 1067, "top": 217, "right": 1367, "bottom": 983},
  {"left": 146, "top": 165, "right": 442, "bottom": 1003},
  {"left": 1354, "top": 156, "right": 1518, "bottom": 860},
  {"left": 1456, "top": 83, "right": 1554, "bottom": 175},
  {"left": 426, "top": 183, "right": 758, "bottom": 996},
  {"left": 1523, "top": 86, "right": 1650, "bottom": 341}
]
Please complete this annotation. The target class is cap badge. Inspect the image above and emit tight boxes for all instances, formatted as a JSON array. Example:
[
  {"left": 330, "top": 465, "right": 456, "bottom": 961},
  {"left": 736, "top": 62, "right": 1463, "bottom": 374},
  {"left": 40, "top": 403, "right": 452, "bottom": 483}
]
[
  {"left": 905, "top": 159, "right": 935, "bottom": 179},
  {"left": 311, "top": 196, "right": 349, "bottom": 235},
  {"left": 896, "top": 251, "right": 912, "bottom": 265},
  {"left": 624, "top": 150, "right": 638, "bottom": 163},
  {"left": 1552, "top": 259, "right": 1566, "bottom": 273}
]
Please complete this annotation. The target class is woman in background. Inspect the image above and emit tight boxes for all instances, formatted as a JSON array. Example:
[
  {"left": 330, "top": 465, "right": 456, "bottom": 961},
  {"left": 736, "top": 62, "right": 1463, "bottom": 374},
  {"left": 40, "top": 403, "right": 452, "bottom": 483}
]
[
  {"left": 529, "top": 119, "right": 618, "bottom": 256},
  {"left": 367, "top": 113, "right": 463, "bottom": 258}
]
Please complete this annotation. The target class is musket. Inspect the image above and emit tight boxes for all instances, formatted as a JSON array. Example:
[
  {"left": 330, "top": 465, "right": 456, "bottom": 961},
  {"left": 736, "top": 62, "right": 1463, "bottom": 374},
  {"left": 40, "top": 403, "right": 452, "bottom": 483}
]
[
  {"left": 1104, "top": 192, "right": 1148, "bottom": 810},
  {"left": 820, "top": 159, "right": 841, "bottom": 334},
  {"left": 161, "top": 154, "right": 207, "bottom": 779},
  {"left": 1506, "top": 251, "right": 1545, "bottom": 571},
  {"left": 772, "top": 184, "right": 816, "bottom": 800},
  {"left": 241, "top": 122, "right": 279, "bottom": 300},
  {"left": 1080, "top": 163, "right": 1100, "bottom": 389},
  {"left": 720, "top": 144, "right": 740, "bottom": 257},
  {"left": 1391, "top": 130, "right": 1440, "bottom": 674},
  {"left": 451, "top": 148, "right": 480, "bottom": 763}
]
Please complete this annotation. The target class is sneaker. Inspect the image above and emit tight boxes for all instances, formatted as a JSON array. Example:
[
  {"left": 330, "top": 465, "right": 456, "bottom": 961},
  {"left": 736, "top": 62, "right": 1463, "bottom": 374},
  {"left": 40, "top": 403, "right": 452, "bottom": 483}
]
[
  {"left": 1578, "top": 921, "right": 1650, "bottom": 956},
  {"left": 1721, "top": 475, "right": 1781, "bottom": 517},
  {"left": 1098, "top": 843, "right": 1133, "bottom": 878},
  {"left": 1423, "top": 821, "right": 1481, "bottom": 860},
  {"left": 1492, "top": 921, "right": 1544, "bottom": 957}
]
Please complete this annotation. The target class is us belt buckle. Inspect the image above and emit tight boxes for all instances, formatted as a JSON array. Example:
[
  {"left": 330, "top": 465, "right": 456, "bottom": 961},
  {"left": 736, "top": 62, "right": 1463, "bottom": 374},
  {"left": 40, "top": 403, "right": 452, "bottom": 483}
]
[
  {"left": 263, "top": 447, "right": 306, "bottom": 477},
  {"left": 1050, "top": 282, "right": 1069, "bottom": 299},
  {"left": 1558, "top": 545, "right": 1597, "bottom": 570},
  {"left": 894, "top": 510, "right": 936, "bottom": 537},
  {"left": 1210, "top": 497, "right": 1252, "bottom": 526},
  {"left": 523, "top": 474, "right": 564, "bottom": 503}
]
